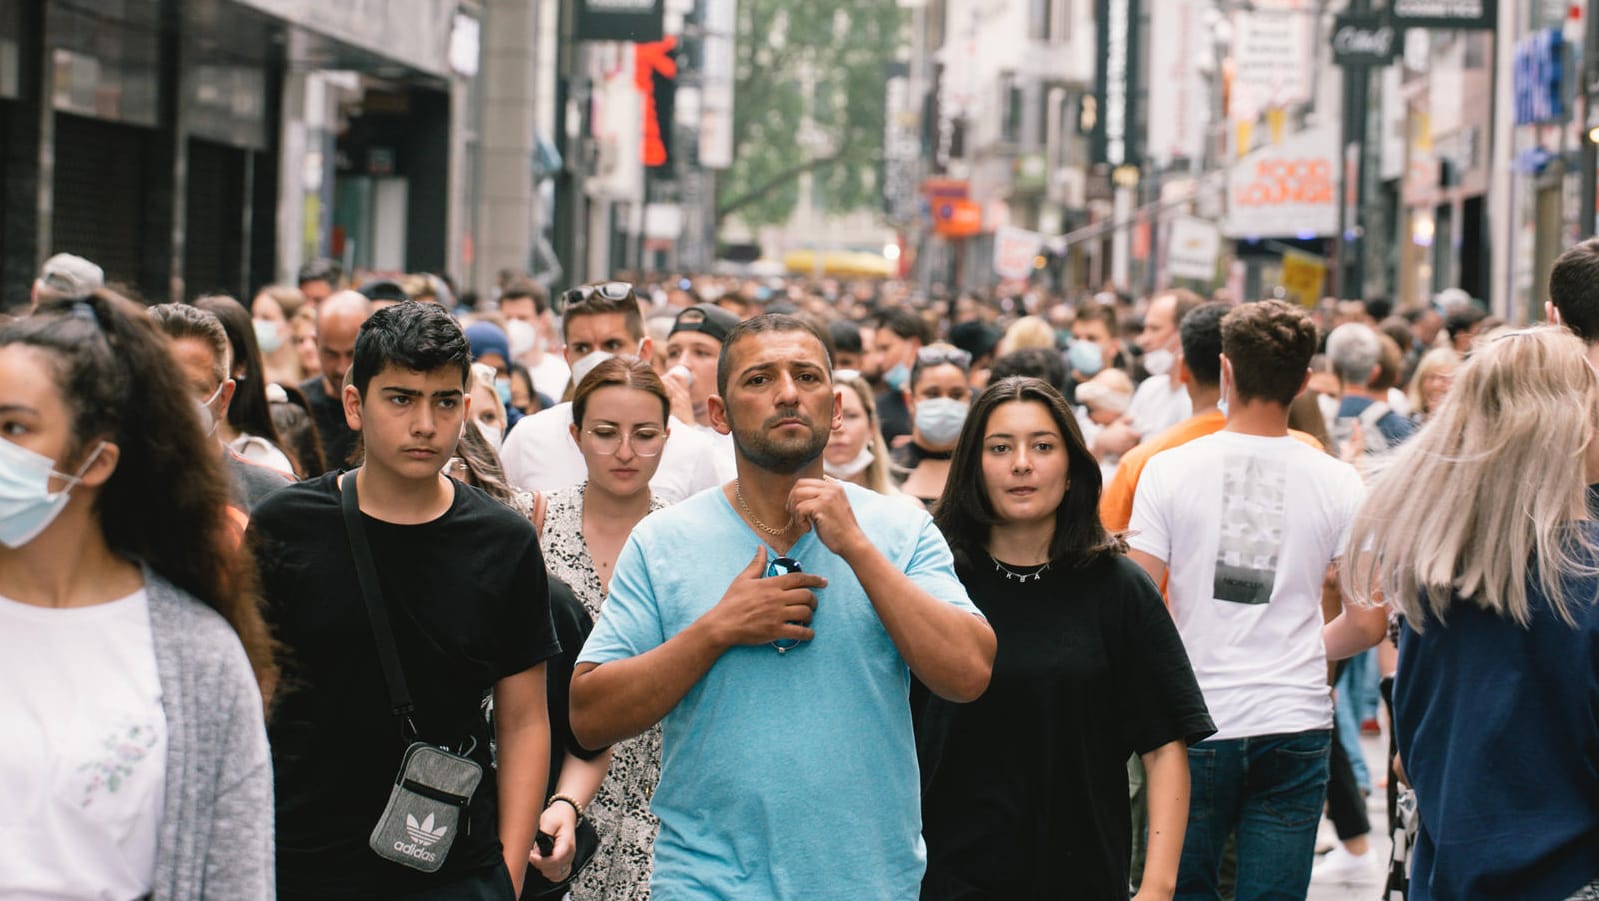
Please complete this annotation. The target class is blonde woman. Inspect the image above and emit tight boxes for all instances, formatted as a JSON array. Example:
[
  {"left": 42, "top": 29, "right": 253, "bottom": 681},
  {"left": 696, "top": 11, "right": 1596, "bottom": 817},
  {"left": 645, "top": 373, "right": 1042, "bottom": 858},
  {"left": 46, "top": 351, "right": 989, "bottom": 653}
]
[
  {"left": 824, "top": 371, "right": 899, "bottom": 495},
  {"left": 994, "top": 314, "right": 1056, "bottom": 358},
  {"left": 1342, "top": 326, "right": 1599, "bottom": 901},
  {"left": 1405, "top": 347, "right": 1459, "bottom": 424}
]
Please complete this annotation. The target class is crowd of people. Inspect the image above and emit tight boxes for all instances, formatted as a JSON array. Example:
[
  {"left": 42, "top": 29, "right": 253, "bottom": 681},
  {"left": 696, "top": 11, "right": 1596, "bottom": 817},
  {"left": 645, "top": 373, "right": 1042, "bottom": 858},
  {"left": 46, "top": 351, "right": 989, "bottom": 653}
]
[{"left": 1, "top": 245, "right": 1596, "bottom": 901}]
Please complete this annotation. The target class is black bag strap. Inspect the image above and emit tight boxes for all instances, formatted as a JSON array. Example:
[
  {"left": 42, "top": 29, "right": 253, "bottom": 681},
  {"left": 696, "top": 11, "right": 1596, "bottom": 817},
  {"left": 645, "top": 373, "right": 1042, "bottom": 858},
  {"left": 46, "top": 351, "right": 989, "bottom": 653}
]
[{"left": 340, "top": 471, "right": 418, "bottom": 740}]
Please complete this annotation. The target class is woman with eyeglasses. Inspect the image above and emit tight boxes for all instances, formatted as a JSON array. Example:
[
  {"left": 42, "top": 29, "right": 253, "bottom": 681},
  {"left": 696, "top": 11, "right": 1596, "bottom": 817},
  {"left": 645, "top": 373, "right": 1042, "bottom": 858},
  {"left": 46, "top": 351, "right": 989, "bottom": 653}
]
[
  {"left": 539, "top": 356, "right": 670, "bottom": 901},
  {"left": 892, "top": 344, "right": 974, "bottom": 509},
  {"left": 919, "top": 376, "right": 1213, "bottom": 901}
]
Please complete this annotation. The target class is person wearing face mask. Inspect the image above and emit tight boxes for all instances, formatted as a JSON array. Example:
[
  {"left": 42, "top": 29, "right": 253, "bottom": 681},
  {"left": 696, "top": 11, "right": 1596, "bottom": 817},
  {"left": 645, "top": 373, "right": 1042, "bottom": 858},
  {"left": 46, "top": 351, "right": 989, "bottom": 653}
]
[
  {"left": 871, "top": 307, "right": 929, "bottom": 446},
  {"left": 891, "top": 345, "right": 974, "bottom": 509},
  {"left": 1091, "top": 292, "right": 1202, "bottom": 460},
  {"left": 0, "top": 290, "right": 276, "bottom": 900},
  {"left": 149, "top": 304, "right": 291, "bottom": 512},
  {"left": 468, "top": 362, "right": 511, "bottom": 451},
  {"left": 465, "top": 320, "right": 526, "bottom": 433},
  {"left": 196, "top": 294, "right": 300, "bottom": 479},
  {"left": 823, "top": 371, "right": 901, "bottom": 496},
  {"left": 252, "top": 284, "right": 310, "bottom": 386},
  {"left": 499, "top": 283, "right": 723, "bottom": 503}
]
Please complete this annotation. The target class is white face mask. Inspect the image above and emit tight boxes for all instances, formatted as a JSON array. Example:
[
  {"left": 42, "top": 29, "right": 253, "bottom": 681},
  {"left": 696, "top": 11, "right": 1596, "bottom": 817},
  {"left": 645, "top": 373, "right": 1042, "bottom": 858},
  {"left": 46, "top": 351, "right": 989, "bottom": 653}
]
[
  {"left": 1142, "top": 348, "right": 1175, "bottom": 377},
  {"left": 196, "top": 382, "right": 226, "bottom": 436},
  {"left": 570, "top": 351, "right": 615, "bottom": 388},
  {"left": 824, "top": 445, "right": 875, "bottom": 480},
  {"left": 474, "top": 418, "right": 504, "bottom": 451}
]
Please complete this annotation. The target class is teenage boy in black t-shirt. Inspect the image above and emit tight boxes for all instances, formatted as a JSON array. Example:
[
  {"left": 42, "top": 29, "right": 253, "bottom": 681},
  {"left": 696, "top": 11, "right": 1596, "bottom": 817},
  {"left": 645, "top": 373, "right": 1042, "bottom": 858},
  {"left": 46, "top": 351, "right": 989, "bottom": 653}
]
[{"left": 251, "top": 301, "right": 559, "bottom": 899}]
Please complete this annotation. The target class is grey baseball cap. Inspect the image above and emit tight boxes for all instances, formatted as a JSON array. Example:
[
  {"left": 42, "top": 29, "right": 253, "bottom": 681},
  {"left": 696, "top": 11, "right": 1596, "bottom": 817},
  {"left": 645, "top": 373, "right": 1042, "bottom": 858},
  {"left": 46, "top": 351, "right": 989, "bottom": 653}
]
[{"left": 38, "top": 253, "right": 105, "bottom": 297}]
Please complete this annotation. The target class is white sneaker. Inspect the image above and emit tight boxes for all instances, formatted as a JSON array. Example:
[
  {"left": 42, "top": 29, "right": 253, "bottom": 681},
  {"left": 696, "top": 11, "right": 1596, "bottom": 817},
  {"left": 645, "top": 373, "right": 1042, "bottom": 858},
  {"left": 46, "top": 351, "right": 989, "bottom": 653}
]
[{"left": 1311, "top": 843, "right": 1381, "bottom": 885}]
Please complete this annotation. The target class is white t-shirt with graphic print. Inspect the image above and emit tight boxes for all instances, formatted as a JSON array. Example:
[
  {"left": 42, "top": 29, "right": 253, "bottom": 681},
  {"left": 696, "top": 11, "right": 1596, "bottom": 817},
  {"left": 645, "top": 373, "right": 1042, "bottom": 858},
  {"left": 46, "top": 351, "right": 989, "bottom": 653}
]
[
  {"left": 1128, "top": 431, "right": 1365, "bottom": 741},
  {"left": 0, "top": 588, "right": 167, "bottom": 900}
]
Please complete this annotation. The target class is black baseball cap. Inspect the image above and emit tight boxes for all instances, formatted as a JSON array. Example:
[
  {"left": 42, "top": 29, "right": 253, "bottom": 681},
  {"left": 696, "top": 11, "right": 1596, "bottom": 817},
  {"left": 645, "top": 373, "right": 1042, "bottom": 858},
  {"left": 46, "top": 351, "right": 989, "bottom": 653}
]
[{"left": 669, "top": 302, "right": 740, "bottom": 345}]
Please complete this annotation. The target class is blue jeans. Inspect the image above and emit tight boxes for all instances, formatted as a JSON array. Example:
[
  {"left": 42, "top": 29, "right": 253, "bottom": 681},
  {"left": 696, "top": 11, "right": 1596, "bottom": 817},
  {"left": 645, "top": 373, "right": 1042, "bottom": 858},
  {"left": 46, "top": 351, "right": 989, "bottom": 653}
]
[
  {"left": 1334, "top": 650, "right": 1377, "bottom": 791},
  {"left": 1176, "top": 729, "right": 1332, "bottom": 901}
]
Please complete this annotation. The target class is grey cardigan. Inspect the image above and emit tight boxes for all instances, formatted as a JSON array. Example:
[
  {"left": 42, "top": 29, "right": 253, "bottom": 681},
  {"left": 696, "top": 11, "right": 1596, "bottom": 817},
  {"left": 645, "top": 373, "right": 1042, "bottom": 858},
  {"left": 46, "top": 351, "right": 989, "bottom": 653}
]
[{"left": 145, "top": 570, "right": 274, "bottom": 899}]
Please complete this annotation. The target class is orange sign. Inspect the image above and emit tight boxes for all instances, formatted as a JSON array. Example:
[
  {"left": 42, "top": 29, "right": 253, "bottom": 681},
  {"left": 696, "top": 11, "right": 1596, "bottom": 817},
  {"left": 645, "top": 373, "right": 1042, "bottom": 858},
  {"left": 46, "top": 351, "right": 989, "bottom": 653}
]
[{"left": 933, "top": 199, "right": 982, "bottom": 238}]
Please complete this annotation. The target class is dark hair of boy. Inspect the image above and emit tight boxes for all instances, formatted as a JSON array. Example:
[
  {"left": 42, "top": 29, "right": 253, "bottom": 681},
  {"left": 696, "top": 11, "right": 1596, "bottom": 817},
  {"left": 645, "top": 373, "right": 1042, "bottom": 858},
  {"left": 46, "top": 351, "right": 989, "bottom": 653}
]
[
  {"left": 1178, "top": 302, "right": 1230, "bottom": 386},
  {"left": 876, "top": 306, "right": 930, "bottom": 344},
  {"left": 1220, "top": 300, "right": 1320, "bottom": 407},
  {"left": 349, "top": 300, "right": 473, "bottom": 401},
  {"left": 1549, "top": 237, "right": 1599, "bottom": 342}
]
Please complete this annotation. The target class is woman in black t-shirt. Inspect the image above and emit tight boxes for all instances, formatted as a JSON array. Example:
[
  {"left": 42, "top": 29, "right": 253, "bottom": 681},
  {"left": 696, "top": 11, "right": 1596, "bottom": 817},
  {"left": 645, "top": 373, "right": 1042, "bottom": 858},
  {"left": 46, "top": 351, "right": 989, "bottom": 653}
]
[{"left": 922, "top": 376, "right": 1214, "bottom": 900}]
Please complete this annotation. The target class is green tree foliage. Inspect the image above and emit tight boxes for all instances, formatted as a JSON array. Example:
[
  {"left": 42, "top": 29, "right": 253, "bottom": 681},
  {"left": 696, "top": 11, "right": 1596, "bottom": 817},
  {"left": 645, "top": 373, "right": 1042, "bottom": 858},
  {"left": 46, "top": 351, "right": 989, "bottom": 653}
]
[{"left": 717, "top": 0, "right": 904, "bottom": 227}]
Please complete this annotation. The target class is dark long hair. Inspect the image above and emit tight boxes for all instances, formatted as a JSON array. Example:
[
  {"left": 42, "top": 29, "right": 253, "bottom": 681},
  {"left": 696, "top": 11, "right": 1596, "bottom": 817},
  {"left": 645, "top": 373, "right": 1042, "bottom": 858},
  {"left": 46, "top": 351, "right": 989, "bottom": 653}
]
[
  {"left": 933, "top": 376, "right": 1123, "bottom": 570},
  {"left": 1, "top": 291, "right": 277, "bottom": 697},
  {"left": 194, "top": 294, "right": 286, "bottom": 451}
]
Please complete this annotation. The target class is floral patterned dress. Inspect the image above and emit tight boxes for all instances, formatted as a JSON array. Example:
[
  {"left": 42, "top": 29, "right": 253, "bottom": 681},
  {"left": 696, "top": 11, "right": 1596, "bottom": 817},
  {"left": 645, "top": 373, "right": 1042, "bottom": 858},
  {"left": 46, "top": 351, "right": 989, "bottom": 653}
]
[{"left": 541, "top": 482, "right": 667, "bottom": 901}]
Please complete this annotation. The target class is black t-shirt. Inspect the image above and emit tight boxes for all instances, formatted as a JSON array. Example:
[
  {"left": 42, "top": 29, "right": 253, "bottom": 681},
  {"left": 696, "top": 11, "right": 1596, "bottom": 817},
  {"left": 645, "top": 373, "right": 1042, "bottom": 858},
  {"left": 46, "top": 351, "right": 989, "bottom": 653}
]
[
  {"left": 300, "top": 376, "right": 358, "bottom": 474},
  {"left": 877, "top": 388, "right": 912, "bottom": 446},
  {"left": 916, "top": 553, "right": 1214, "bottom": 901},
  {"left": 542, "top": 575, "right": 606, "bottom": 794},
  {"left": 250, "top": 472, "right": 561, "bottom": 897}
]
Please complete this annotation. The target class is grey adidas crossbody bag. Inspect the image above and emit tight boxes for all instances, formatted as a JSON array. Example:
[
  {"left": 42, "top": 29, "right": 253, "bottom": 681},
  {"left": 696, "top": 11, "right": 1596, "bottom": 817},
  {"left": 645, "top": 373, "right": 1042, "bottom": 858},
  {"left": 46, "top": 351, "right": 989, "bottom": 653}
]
[{"left": 341, "top": 474, "right": 484, "bottom": 873}]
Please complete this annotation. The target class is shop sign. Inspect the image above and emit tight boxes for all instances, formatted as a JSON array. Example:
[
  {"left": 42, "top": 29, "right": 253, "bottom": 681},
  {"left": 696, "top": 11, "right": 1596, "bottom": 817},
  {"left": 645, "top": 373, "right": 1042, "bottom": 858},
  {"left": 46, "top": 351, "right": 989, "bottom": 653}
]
[
  {"left": 1167, "top": 216, "right": 1221, "bottom": 281},
  {"left": 1225, "top": 125, "right": 1339, "bottom": 238},
  {"left": 1513, "top": 29, "right": 1565, "bottom": 126},
  {"left": 993, "top": 227, "right": 1045, "bottom": 280},
  {"left": 1390, "top": 0, "right": 1496, "bottom": 30},
  {"left": 1331, "top": 15, "right": 1400, "bottom": 67}
]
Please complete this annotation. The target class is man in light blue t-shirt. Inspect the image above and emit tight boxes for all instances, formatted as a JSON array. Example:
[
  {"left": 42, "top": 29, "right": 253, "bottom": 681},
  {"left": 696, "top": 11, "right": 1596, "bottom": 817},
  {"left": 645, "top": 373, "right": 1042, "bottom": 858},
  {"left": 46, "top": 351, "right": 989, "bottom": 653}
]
[{"left": 572, "top": 315, "right": 995, "bottom": 900}]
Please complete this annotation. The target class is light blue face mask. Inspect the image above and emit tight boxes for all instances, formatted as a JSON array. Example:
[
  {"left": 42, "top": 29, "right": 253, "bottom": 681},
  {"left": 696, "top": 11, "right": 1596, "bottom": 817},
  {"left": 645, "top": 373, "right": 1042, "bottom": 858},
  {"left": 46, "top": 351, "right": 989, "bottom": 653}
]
[
  {"left": 883, "top": 361, "right": 911, "bottom": 392},
  {"left": 495, "top": 377, "right": 513, "bottom": 407},
  {"left": 0, "top": 439, "right": 105, "bottom": 549},
  {"left": 1068, "top": 340, "right": 1104, "bottom": 377},
  {"left": 915, "top": 397, "right": 970, "bottom": 446}
]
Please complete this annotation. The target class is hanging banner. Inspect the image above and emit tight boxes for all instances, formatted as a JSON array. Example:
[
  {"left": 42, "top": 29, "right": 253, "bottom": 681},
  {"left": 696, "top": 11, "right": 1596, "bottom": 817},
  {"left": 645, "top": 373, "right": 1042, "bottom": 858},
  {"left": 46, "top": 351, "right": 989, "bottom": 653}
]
[
  {"left": 1092, "top": 0, "right": 1141, "bottom": 166},
  {"left": 1390, "top": 0, "right": 1496, "bottom": 30},
  {"left": 1224, "top": 124, "right": 1339, "bottom": 238},
  {"left": 993, "top": 227, "right": 1044, "bottom": 279},
  {"left": 1167, "top": 216, "right": 1221, "bottom": 281}
]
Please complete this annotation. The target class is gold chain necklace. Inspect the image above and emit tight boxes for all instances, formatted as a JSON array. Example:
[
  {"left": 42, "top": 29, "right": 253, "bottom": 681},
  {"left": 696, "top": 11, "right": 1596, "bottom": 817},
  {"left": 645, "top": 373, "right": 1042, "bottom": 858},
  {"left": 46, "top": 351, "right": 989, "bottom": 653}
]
[{"left": 735, "top": 479, "right": 793, "bottom": 537}]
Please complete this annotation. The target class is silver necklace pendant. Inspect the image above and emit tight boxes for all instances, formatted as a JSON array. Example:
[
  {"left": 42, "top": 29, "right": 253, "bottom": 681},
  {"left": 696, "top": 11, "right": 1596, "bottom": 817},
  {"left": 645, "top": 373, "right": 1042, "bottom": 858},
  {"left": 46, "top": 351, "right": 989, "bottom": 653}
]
[{"left": 992, "top": 556, "right": 1050, "bottom": 583}]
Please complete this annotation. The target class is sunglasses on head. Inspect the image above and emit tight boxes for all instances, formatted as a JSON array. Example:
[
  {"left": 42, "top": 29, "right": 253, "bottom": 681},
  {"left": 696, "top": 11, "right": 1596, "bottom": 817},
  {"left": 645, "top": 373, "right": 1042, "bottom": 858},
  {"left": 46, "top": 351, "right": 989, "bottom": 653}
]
[
  {"left": 916, "top": 346, "right": 973, "bottom": 370},
  {"left": 556, "top": 281, "right": 634, "bottom": 314}
]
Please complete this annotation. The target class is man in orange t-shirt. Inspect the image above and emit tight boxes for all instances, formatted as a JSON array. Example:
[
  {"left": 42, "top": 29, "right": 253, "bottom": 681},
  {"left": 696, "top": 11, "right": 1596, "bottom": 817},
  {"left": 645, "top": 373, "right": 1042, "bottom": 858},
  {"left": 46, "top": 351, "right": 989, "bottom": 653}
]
[{"left": 1103, "top": 302, "right": 1322, "bottom": 531}]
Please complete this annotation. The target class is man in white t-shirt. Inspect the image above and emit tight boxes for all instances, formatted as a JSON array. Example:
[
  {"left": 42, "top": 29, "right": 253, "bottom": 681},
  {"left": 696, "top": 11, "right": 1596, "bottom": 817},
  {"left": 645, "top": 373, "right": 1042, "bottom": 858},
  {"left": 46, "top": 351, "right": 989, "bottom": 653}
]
[
  {"left": 663, "top": 303, "right": 741, "bottom": 481},
  {"left": 1127, "top": 300, "right": 1387, "bottom": 900},
  {"left": 500, "top": 283, "right": 722, "bottom": 502}
]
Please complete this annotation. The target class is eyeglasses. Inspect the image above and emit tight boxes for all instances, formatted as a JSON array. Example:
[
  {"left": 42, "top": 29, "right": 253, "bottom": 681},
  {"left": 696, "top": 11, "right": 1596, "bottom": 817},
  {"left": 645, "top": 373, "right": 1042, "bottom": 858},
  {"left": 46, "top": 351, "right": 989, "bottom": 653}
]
[
  {"left": 916, "top": 346, "right": 973, "bottom": 370},
  {"left": 582, "top": 426, "right": 666, "bottom": 456},
  {"left": 557, "top": 281, "right": 634, "bottom": 314},
  {"left": 768, "top": 556, "right": 804, "bottom": 652}
]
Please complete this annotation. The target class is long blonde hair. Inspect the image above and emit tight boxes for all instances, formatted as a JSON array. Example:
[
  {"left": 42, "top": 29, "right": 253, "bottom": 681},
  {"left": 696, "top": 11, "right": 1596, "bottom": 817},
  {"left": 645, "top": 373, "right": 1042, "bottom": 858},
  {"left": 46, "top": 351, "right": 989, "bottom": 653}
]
[
  {"left": 1343, "top": 326, "right": 1599, "bottom": 630},
  {"left": 835, "top": 371, "right": 899, "bottom": 496}
]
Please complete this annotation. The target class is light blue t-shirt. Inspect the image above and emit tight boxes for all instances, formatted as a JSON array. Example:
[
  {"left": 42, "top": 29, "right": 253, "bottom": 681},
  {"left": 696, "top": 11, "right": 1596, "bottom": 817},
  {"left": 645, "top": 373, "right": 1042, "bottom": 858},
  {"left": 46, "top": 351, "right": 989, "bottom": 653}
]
[{"left": 578, "top": 482, "right": 978, "bottom": 900}]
